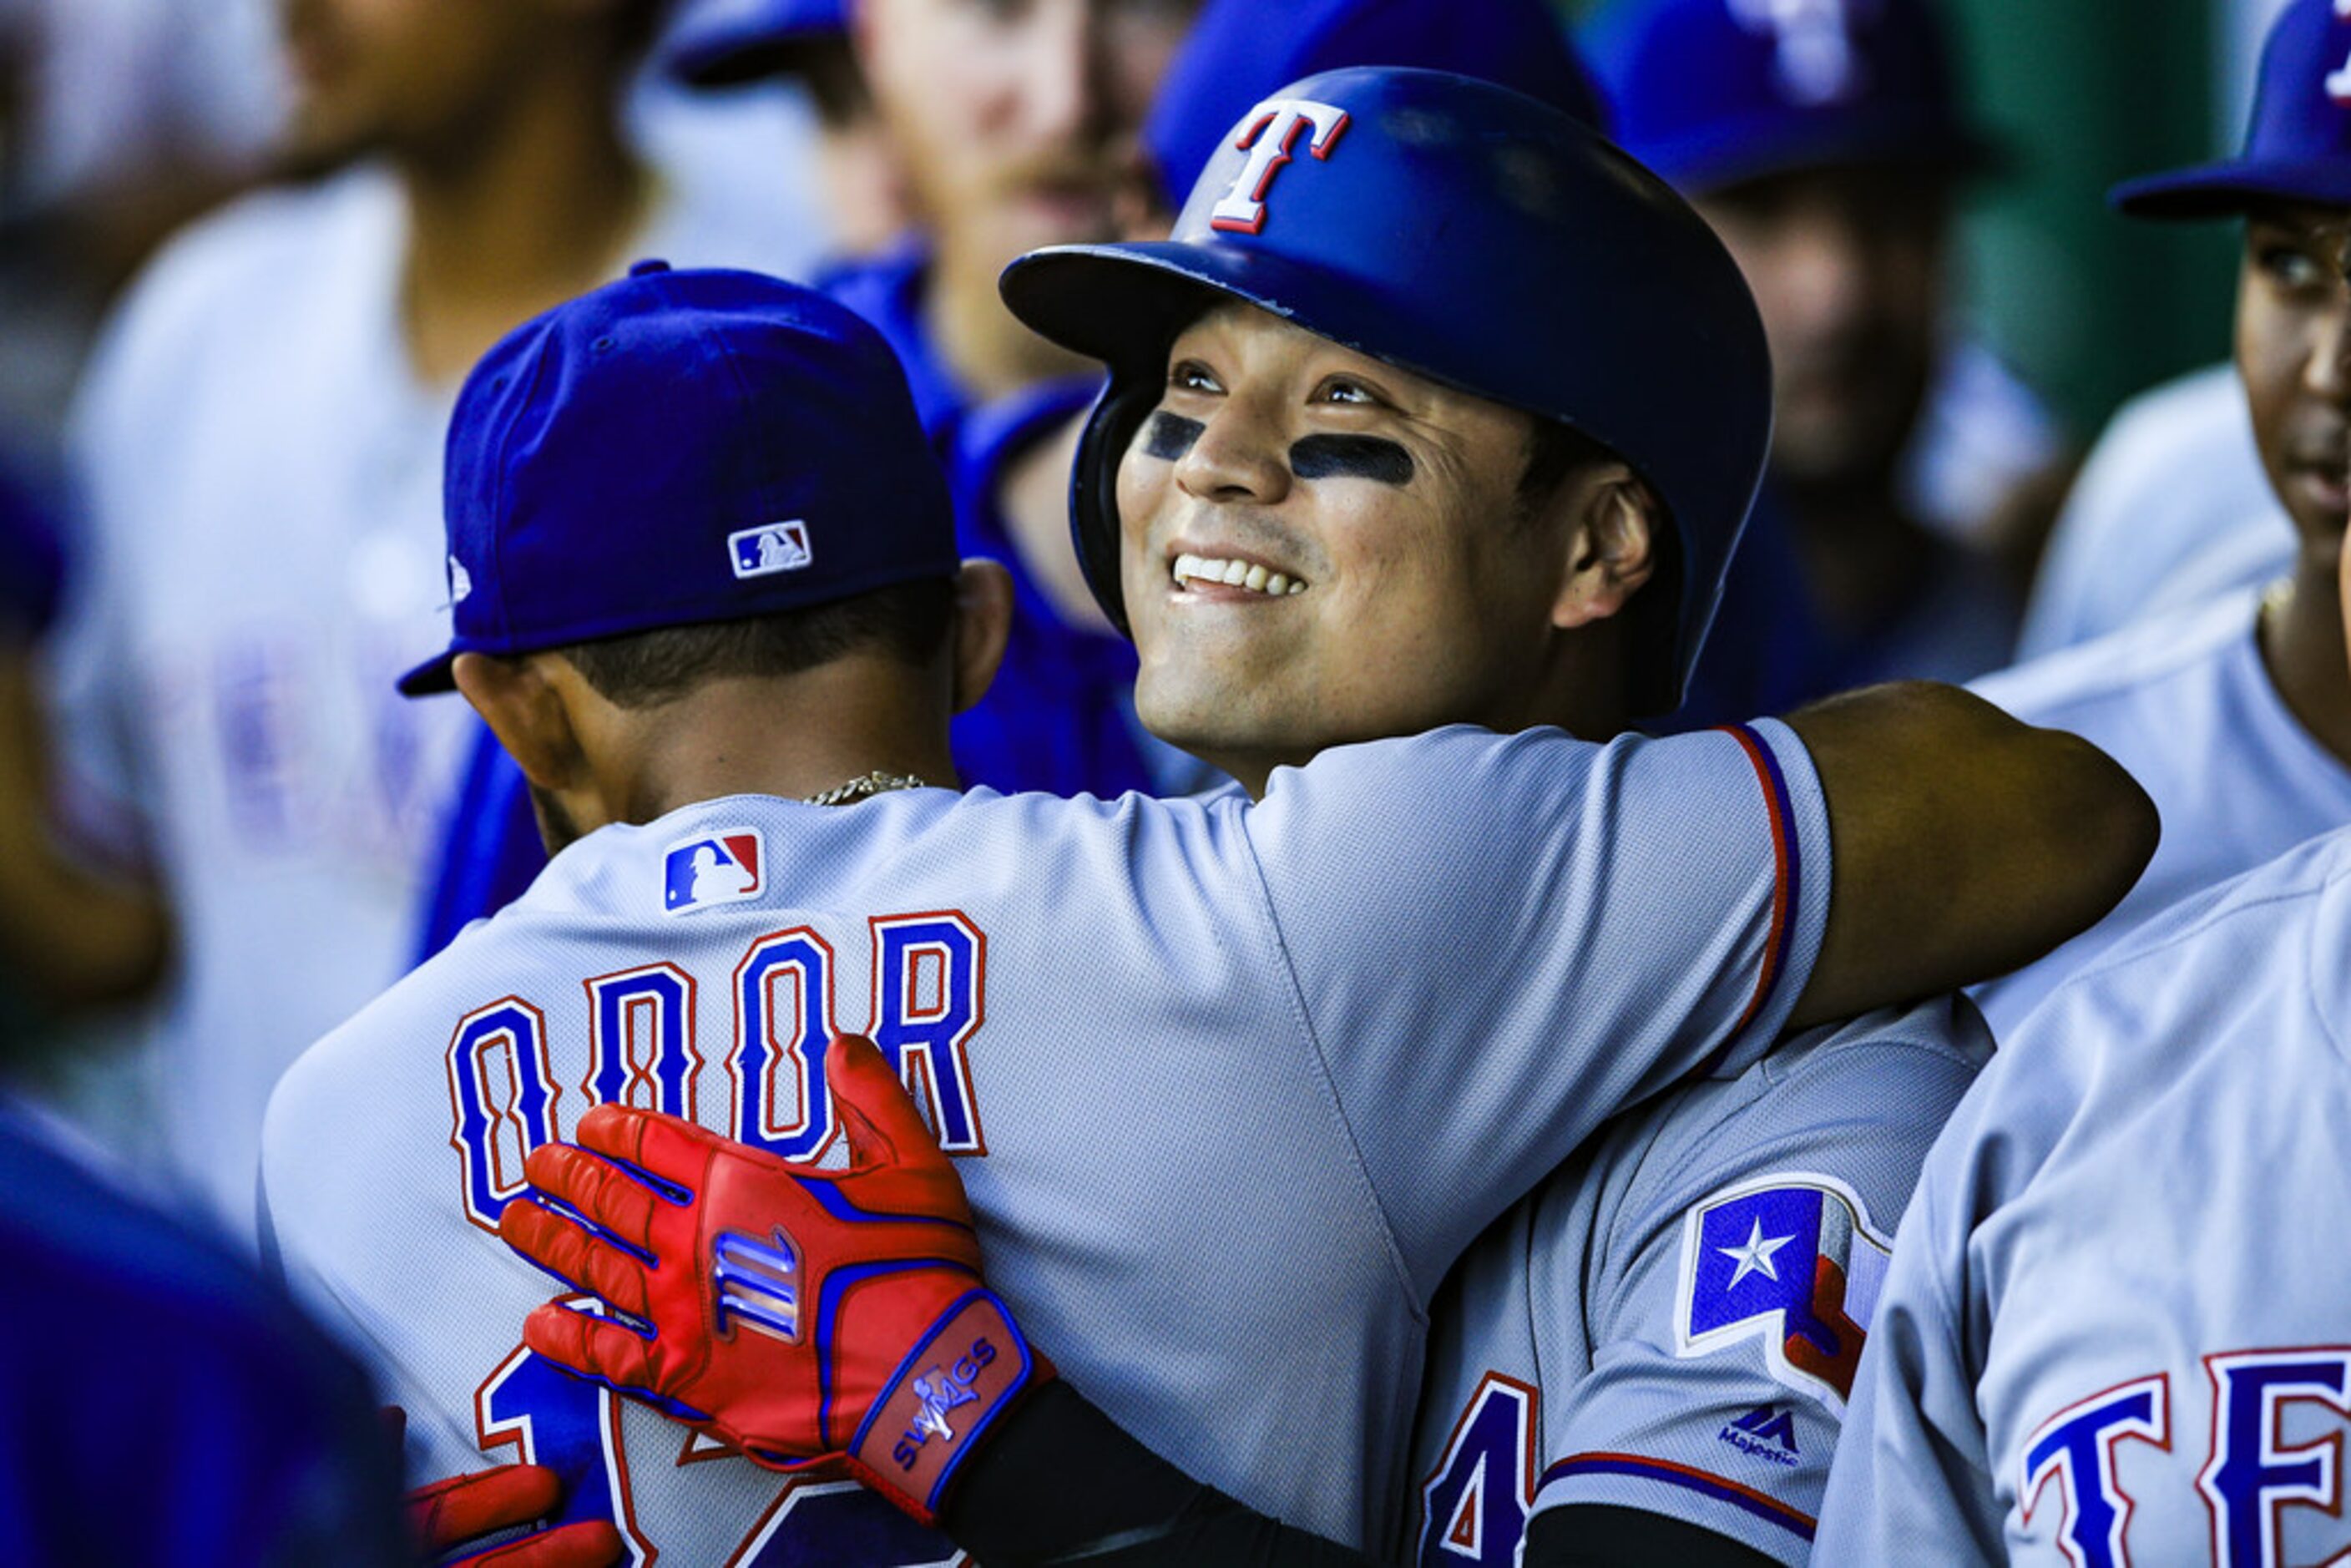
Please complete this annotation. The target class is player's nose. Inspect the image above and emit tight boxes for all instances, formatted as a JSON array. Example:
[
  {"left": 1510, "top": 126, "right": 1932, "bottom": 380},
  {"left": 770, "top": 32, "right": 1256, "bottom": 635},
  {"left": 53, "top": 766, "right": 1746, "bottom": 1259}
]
[{"left": 1175, "top": 405, "right": 1292, "bottom": 508}]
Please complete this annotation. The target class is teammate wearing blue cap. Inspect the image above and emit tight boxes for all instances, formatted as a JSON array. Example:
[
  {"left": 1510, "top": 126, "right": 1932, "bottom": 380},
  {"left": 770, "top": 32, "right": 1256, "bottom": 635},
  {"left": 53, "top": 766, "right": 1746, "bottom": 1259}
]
[
  {"left": 1587, "top": 0, "right": 2040, "bottom": 726},
  {"left": 285, "top": 71, "right": 2157, "bottom": 1567},
  {"left": 941, "top": 0, "right": 1612, "bottom": 806},
  {"left": 1968, "top": 0, "right": 2351, "bottom": 1036},
  {"left": 411, "top": 0, "right": 1208, "bottom": 953}
]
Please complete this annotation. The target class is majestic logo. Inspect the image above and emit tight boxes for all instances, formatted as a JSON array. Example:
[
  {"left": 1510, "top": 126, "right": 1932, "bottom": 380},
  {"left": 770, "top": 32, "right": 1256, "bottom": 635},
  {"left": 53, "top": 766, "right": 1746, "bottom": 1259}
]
[
  {"left": 1209, "top": 98, "right": 1351, "bottom": 235},
  {"left": 1718, "top": 1404, "right": 1802, "bottom": 1467},
  {"left": 729, "top": 521, "right": 814, "bottom": 579},
  {"left": 662, "top": 829, "right": 764, "bottom": 915},
  {"left": 711, "top": 1227, "right": 800, "bottom": 1341},
  {"left": 1675, "top": 1173, "right": 1891, "bottom": 1413},
  {"left": 447, "top": 554, "right": 475, "bottom": 604},
  {"left": 892, "top": 1336, "right": 999, "bottom": 1470},
  {"left": 1727, "top": 0, "right": 1869, "bottom": 106}
]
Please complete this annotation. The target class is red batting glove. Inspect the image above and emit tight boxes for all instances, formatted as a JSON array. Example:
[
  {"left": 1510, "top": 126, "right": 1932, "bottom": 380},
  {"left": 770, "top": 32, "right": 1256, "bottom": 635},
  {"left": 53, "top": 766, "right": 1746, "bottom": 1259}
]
[
  {"left": 402, "top": 1463, "right": 621, "bottom": 1567},
  {"left": 498, "top": 1034, "right": 1051, "bottom": 1527}
]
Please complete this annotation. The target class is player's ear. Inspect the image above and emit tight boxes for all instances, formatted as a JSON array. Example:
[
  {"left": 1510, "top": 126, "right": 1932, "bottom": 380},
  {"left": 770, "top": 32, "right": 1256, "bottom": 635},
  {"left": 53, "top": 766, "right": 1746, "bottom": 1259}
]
[
  {"left": 1548, "top": 465, "right": 1659, "bottom": 631},
  {"left": 453, "top": 652, "right": 588, "bottom": 792},
  {"left": 949, "top": 559, "right": 1015, "bottom": 716}
]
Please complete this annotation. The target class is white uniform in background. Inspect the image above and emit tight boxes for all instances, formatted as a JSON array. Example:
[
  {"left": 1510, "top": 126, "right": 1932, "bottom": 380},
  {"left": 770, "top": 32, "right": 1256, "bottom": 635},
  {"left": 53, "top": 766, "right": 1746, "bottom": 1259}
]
[
  {"left": 1967, "top": 588, "right": 2351, "bottom": 1036},
  {"left": 1818, "top": 827, "right": 2351, "bottom": 1565},
  {"left": 2018, "top": 364, "right": 2288, "bottom": 661}
]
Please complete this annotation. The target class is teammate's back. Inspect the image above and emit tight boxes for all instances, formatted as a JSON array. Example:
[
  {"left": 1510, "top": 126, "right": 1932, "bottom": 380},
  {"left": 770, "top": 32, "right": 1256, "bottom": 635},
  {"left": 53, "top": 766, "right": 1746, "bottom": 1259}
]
[{"left": 264, "top": 706, "right": 1830, "bottom": 1556}]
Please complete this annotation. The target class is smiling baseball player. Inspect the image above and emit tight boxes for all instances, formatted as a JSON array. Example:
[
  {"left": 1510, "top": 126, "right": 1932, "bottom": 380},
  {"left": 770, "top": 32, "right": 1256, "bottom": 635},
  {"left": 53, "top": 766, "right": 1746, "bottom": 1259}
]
[{"left": 260, "top": 70, "right": 2150, "bottom": 1565}]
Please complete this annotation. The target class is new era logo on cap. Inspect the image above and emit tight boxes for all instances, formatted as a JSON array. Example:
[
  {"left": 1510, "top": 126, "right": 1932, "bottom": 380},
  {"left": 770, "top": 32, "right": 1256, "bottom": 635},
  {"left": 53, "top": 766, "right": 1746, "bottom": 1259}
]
[
  {"left": 663, "top": 829, "right": 764, "bottom": 914},
  {"left": 731, "top": 521, "right": 813, "bottom": 579}
]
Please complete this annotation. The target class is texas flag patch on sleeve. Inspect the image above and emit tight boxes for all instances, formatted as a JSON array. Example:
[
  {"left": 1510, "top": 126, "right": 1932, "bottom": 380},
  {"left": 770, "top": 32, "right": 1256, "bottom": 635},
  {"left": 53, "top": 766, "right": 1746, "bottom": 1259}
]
[
  {"left": 1673, "top": 1172, "right": 1892, "bottom": 1414},
  {"left": 663, "top": 829, "right": 764, "bottom": 915}
]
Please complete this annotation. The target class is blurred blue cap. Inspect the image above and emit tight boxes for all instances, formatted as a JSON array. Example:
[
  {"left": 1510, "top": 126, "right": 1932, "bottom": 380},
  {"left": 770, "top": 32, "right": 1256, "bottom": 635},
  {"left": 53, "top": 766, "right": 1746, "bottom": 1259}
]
[
  {"left": 398, "top": 262, "right": 958, "bottom": 695},
  {"left": 1584, "top": 0, "right": 1996, "bottom": 195},
  {"left": 2113, "top": 0, "right": 2351, "bottom": 217},
  {"left": 663, "top": 0, "right": 847, "bottom": 88},
  {"left": 1143, "top": 0, "right": 1605, "bottom": 206}
]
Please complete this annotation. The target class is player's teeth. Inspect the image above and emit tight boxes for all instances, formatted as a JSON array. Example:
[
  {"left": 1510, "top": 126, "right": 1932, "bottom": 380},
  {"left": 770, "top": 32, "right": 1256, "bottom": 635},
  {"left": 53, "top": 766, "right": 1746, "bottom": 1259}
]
[
  {"left": 1244, "top": 565, "right": 1269, "bottom": 592},
  {"left": 1266, "top": 572, "right": 1290, "bottom": 595},
  {"left": 1287, "top": 579, "right": 1306, "bottom": 594},
  {"left": 1222, "top": 559, "right": 1250, "bottom": 585},
  {"left": 1173, "top": 553, "right": 1201, "bottom": 584}
]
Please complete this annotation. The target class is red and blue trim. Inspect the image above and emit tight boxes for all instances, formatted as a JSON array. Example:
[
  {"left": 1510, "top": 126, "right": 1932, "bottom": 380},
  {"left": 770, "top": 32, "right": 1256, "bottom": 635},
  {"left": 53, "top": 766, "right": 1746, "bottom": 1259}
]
[
  {"left": 1544, "top": 1452, "right": 1816, "bottom": 1542},
  {"left": 1712, "top": 723, "right": 1801, "bottom": 1049}
]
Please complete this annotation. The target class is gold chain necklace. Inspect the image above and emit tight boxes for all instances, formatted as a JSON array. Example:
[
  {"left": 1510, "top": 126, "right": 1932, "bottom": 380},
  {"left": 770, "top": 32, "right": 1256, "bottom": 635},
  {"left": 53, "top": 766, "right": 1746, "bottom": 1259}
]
[{"left": 804, "top": 770, "right": 929, "bottom": 807}]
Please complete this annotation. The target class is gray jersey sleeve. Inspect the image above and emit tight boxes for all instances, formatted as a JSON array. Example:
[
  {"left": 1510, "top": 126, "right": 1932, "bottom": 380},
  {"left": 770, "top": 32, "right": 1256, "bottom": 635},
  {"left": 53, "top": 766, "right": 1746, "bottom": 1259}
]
[
  {"left": 1531, "top": 999, "right": 1988, "bottom": 1564},
  {"left": 1808, "top": 1060, "right": 2010, "bottom": 1564},
  {"left": 1242, "top": 721, "right": 1832, "bottom": 1293}
]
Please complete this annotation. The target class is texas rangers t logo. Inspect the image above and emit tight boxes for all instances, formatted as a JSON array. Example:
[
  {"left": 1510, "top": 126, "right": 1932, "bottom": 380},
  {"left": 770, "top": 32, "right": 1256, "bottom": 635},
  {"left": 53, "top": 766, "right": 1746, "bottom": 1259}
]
[
  {"left": 1209, "top": 99, "right": 1351, "bottom": 235},
  {"left": 1674, "top": 1172, "right": 1891, "bottom": 1412}
]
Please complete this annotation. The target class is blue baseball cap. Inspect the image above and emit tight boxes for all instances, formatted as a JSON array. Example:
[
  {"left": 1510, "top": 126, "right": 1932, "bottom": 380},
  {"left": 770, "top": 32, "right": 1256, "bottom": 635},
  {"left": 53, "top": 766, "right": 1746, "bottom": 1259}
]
[
  {"left": 2112, "top": 0, "right": 2351, "bottom": 218},
  {"left": 1583, "top": 0, "right": 1996, "bottom": 196},
  {"left": 397, "top": 262, "right": 958, "bottom": 696},
  {"left": 1145, "top": 0, "right": 1604, "bottom": 205},
  {"left": 663, "top": 0, "right": 847, "bottom": 88}
]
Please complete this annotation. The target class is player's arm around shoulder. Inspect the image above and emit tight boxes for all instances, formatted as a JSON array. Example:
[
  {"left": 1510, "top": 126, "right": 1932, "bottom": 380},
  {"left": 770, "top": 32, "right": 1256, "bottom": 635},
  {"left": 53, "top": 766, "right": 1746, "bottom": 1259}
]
[
  {"left": 1523, "top": 995, "right": 1993, "bottom": 1566},
  {"left": 1781, "top": 681, "right": 2157, "bottom": 1030}
]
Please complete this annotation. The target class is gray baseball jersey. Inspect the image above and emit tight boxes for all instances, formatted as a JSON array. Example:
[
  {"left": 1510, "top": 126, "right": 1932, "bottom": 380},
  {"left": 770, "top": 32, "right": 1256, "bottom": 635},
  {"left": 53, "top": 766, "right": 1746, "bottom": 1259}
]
[
  {"left": 1815, "top": 826, "right": 2351, "bottom": 1565},
  {"left": 260, "top": 721, "right": 1828, "bottom": 1562},
  {"left": 1968, "top": 588, "right": 2351, "bottom": 1037},
  {"left": 1408, "top": 997, "right": 1987, "bottom": 1566}
]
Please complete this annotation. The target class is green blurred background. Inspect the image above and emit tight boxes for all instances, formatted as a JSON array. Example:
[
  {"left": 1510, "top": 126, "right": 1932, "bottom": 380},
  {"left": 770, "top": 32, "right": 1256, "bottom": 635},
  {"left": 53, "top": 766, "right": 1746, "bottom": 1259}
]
[{"left": 1560, "top": 0, "right": 2283, "bottom": 443}]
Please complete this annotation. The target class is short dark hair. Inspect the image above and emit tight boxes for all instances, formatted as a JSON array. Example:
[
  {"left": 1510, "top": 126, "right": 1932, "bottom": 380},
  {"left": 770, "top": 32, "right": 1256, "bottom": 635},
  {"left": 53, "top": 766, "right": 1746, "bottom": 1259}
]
[
  {"left": 1515, "top": 417, "right": 1686, "bottom": 716},
  {"left": 557, "top": 577, "right": 957, "bottom": 710}
]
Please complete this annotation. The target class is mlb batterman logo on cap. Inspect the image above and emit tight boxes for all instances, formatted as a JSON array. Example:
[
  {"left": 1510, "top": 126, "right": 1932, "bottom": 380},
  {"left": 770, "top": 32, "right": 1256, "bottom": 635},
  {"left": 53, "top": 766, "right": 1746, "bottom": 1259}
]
[
  {"left": 2111, "top": 0, "right": 2351, "bottom": 218},
  {"left": 398, "top": 261, "right": 958, "bottom": 697}
]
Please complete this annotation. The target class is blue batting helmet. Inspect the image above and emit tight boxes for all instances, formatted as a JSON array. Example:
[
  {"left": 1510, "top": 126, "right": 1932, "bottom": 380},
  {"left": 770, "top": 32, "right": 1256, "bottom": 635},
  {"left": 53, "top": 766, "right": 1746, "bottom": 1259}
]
[{"left": 999, "top": 67, "right": 1772, "bottom": 715}]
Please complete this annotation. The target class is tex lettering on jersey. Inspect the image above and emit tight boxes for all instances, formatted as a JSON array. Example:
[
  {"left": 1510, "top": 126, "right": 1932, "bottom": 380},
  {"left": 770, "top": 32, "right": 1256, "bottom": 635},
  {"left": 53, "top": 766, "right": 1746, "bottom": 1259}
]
[
  {"left": 2018, "top": 1349, "right": 2351, "bottom": 1568},
  {"left": 1673, "top": 1171, "right": 1890, "bottom": 1414}
]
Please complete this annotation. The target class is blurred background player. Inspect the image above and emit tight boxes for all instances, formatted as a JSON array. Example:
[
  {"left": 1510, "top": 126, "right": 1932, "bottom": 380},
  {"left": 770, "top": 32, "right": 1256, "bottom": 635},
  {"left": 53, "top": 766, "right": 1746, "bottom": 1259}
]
[
  {"left": 1969, "top": 0, "right": 2351, "bottom": 1035},
  {"left": 664, "top": 0, "right": 913, "bottom": 262},
  {"left": 23, "top": 0, "right": 806, "bottom": 1238},
  {"left": 1586, "top": 0, "right": 2055, "bottom": 724}
]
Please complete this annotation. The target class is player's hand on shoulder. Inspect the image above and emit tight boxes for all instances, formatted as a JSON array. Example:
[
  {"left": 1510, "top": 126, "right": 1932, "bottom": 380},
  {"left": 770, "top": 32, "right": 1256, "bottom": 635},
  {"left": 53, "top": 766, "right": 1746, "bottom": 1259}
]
[
  {"left": 402, "top": 1457, "right": 621, "bottom": 1566},
  {"left": 498, "top": 1034, "right": 1053, "bottom": 1527}
]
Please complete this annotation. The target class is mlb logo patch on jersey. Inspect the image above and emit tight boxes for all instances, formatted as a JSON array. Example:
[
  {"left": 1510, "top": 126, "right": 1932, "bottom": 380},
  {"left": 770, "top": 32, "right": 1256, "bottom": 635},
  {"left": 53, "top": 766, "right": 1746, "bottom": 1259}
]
[
  {"left": 729, "top": 520, "right": 812, "bottom": 579},
  {"left": 663, "top": 829, "right": 764, "bottom": 915},
  {"left": 1674, "top": 1172, "right": 1891, "bottom": 1413}
]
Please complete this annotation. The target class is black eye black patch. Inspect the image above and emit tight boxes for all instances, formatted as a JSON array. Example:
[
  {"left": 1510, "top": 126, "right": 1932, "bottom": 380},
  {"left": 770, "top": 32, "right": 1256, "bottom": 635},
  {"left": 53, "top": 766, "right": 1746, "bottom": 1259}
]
[
  {"left": 1288, "top": 434, "right": 1415, "bottom": 486},
  {"left": 1143, "top": 412, "right": 1204, "bottom": 462}
]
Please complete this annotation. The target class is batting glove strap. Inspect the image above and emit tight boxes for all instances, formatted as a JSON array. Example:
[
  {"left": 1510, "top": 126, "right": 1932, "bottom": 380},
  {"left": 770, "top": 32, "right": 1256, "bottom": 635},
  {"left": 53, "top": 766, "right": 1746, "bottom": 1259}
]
[{"left": 844, "top": 1289, "right": 1054, "bottom": 1525}]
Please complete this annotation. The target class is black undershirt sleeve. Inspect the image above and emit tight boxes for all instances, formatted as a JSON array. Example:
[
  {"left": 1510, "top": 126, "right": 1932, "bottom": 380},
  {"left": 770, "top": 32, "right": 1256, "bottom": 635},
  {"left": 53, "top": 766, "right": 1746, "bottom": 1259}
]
[
  {"left": 938, "top": 1384, "right": 1780, "bottom": 1568},
  {"left": 1522, "top": 1503, "right": 1783, "bottom": 1567},
  {"left": 939, "top": 1381, "right": 1377, "bottom": 1566}
]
